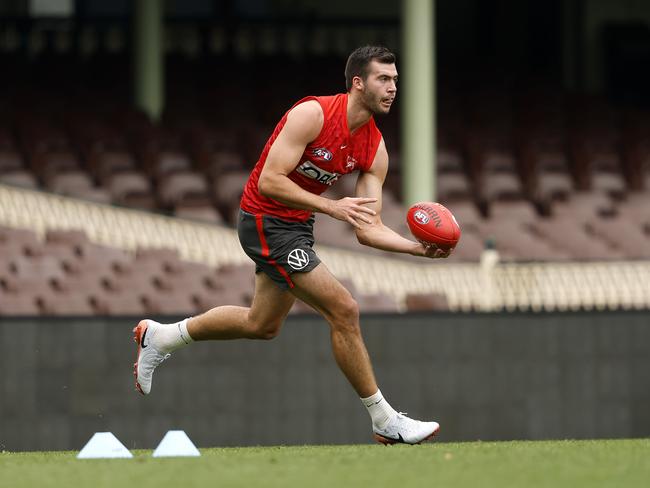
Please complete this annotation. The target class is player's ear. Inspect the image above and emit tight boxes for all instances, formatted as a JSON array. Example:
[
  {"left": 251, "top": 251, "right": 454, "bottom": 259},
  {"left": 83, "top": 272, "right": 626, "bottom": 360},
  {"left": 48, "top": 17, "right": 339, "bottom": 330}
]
[{"left": 352, "top": 75, "right": 364, "bottom": 91}]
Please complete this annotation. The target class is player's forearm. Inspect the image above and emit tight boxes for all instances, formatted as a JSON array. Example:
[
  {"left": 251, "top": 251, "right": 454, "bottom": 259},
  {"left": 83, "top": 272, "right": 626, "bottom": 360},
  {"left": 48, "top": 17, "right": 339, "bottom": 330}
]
[
  {"left": 258, "top": 173, "right": 333, "bottom": 215},
  {"left": 356, "top": 224, "right": 422, "bottom": 255}
]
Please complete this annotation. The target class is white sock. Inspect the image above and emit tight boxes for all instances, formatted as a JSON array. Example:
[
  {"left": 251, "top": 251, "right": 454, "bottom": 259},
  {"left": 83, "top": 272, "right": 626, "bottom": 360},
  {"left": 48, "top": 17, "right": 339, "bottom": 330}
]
[
  {"left": 151, "top": 318, "right": 194, "bottom": 353},
  {"left": 361, "top": 389, "right": 397, "bottom": 430}
]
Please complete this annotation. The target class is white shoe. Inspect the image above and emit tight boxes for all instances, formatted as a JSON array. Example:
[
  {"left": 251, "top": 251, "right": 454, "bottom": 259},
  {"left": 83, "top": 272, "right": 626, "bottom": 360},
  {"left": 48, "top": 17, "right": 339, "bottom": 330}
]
[
  {"left": 133, "top": 319, "right": 171, "bottom": 395},
  {"left": 373, "top": 412, "right": 440, "bottom": 445}
]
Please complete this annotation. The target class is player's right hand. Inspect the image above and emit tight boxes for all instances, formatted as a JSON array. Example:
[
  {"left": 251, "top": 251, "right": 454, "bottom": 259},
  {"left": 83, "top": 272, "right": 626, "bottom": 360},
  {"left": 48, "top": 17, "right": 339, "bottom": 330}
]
[
  {"left": 328, "top": 197, "right": 378, "bottom": 229},
  {"left": 419, "top": 242, "right": 452, "bottom": 259}
]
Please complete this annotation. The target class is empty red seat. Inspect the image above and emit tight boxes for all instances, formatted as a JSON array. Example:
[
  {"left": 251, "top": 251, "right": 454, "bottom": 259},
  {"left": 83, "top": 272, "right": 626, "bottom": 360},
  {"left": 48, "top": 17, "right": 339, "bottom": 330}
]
[
  {"left": 481, "top": 172, "right": 524, "bottom": 201},
  {"left": 194, "top": 288, "right": 250, "bottom": 309},
  {"left": 447, "top": 230, "right": 483, "bottom": 261},
  {"left": 107, "top": 171, "right": 156, "bottom": 210},
  {"left": 592, "top": 171, "right": 626, "bottom": 198},
  {"left": 534, "top": 171, "right": 573, "bottom": 202},
  {"left": 443, "top": 201, "right": 482, "bottom": 228},
  {"left": 51, "top": 274, "right": 108, "bottom": 297},
  {"left": 357, "top": 292, "right": 399, "bottom": 313},
  {"left": 0, "top": 227, "right": 40, "bottom": 246},
  {"left": 313, "top": 217, "right": 359, "bottom": 250},
  {"left": 135, "top": 247, "right": 180, "bottom": 264},
  {"left": 215, "top": 263, "right": 255, "bottom": 290},
  {"left": 143, "top": 290, "right": 199, "bottom": 315},
  {"left": 104, "top": 267, "right": 161, "bottom": 296},
  {"left": 34, "top": 150, "right": 81, "bottom": 180},
  {"left": 174, "top": 205, "right": 224, "bottom": 224},
  {"left": 436, "top": 146, "right": 465, "bottom": 173},
  {"left": 436, "top": 172, "right": 472, "bottom": 202},
  {"left": 45, "top": 229, "right": 89, "bottom": 246},
  {"left": 0, "top": 150, "right": 24, "bottom": 173},
  {"left": 66, "top": 243, "right": 132, "bottom": 275},
  {"left": 157, "top": 171, "right": 210, "bottom": 209},
  {"left": 173, "top": 260, "right": 219, "bottom": 282},
  {"left": 587, "top": 217, "right": 650, "bottom": 258},
  {"left": 212, "top": 171, "right": 249, "bottom": 220},
  {"left": 0, "top": 170, "right": 39, "bottom": 189},
  {"left": 0, "top": 291, "right": 41, "bottom": 315},
  {"left": 478, "top": 220, "right": 562, "bottom": 261},
  {"left": 533, "top": 217, "right": 623, "bottom": 260},
  {"left": 550, "top": 192, "right": 616, "bottom": 222},
  {"left": 616, "top": 192, "right": 650, "bottom": 226},
  {"left": 92, "top": 151, "right": 137, "bottom": 183},
  {"left": 489, "top": 200, "right": 538, "bottom": 222},
  {"left": 202, "top": 150, "right": 246, "bottom": 179},
  {"left": 45, "top": 171, "right": 94, "bottom": 195},
  {"left": 404, "top": 292, "right": 449, "bottom": 311},
  {"left": 39, "top": 292, "right": 97, "bottom": 315},
  {"left": 41, "top": 241, "right": 78, "bottom": 262},
  {"left": 95, "top": 291, "right": 147, "bottom": 315},
  {"left": 4, "top": 255, "right": 65, "bottom": 293}
]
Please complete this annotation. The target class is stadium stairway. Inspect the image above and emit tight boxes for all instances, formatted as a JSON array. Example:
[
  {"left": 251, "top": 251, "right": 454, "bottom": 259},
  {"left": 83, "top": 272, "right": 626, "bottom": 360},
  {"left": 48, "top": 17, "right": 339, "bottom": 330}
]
[{"left": 1, "top": 183, "right": 650, "bottom": 313}]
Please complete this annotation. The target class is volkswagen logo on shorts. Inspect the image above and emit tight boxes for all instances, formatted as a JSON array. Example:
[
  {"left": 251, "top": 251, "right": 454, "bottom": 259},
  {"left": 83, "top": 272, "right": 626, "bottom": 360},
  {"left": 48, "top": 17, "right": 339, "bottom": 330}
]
[{"left": 287, "top": 249, "right": 310, "bottom": 270}]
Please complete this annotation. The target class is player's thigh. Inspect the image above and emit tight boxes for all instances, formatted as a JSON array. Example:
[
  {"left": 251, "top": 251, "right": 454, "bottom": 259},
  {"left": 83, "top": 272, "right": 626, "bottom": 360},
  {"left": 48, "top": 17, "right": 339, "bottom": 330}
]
[
  {"left": 289, "top": 263, "right": 357, "bottom": 320},
  {"left": 248, "top": 271, "right": 296, "bottom": 327}
]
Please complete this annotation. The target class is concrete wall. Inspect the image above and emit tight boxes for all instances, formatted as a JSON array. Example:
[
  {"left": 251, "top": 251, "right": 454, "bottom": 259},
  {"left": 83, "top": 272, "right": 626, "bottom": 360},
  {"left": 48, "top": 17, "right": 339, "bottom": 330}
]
[{"left": 1, "top": 312, "right": 649, "bottom": 451}]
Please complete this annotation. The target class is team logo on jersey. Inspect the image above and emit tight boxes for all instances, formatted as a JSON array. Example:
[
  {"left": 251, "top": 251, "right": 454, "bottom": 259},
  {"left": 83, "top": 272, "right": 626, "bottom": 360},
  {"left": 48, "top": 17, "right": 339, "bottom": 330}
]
[
  {"left": 312, "top": 147, "right": 333, "bottom": 161},
  {"left": 346, "top": 155, "right": 357, "bottom": 171},
  {"left": 296, "top": 161, "right": 340, "bottom": 185},
  {"left": 287, "top": 248, "right": 310, "bottom": 270},
  {"left": 414, "top": 210, "right": 430, "bottom": 225}
]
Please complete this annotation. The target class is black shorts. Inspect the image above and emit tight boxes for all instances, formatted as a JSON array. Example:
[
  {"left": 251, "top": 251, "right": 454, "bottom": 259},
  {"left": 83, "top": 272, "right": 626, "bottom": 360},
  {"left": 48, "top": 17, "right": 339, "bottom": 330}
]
[{"left": 237, "top": 209, "right": 321, "bottom": 289}]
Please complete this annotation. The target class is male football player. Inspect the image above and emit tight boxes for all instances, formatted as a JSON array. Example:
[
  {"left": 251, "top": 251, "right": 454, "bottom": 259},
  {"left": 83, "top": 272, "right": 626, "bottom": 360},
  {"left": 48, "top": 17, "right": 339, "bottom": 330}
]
[{"left": 134, "top": 46, "right": 450, "bottom": 444}]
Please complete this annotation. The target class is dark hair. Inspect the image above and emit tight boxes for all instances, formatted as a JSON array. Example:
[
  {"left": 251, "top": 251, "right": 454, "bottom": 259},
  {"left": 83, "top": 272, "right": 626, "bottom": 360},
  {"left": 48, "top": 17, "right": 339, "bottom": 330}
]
[{"left": 345, "top": 46, "right": 396, "bottom": 91}]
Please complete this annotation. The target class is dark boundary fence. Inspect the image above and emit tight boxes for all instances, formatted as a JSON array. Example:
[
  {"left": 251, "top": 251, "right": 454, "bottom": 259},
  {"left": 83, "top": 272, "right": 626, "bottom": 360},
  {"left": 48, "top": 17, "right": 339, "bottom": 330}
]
[{"left": 1, "top": 311, "right": 649, "bottom": 451}]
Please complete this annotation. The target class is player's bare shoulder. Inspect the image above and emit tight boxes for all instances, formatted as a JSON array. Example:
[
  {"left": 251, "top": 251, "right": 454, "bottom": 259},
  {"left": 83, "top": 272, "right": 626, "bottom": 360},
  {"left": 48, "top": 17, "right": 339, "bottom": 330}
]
[{"left": 285, "top": 100, "right": 324, "bottom": 142}]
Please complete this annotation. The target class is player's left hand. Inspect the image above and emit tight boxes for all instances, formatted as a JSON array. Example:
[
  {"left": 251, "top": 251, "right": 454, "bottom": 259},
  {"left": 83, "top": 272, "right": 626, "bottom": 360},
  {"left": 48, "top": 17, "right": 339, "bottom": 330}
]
[{"left": 418, "top": 242, "right": 451, "bottom": 259}]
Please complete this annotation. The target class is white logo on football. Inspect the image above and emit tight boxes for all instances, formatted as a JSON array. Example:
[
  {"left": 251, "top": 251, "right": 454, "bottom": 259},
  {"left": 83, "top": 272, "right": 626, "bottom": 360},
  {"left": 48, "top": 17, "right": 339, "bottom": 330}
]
[
  {"left": 287, "top": 249, "right": 310, "bottom": 270},
  {"left": 414, "top": 210, "right": 430, "bottom": 225}
]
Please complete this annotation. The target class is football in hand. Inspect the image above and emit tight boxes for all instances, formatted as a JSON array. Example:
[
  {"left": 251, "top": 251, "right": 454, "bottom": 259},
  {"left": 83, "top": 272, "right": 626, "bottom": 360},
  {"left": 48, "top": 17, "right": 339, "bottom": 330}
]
[{"left": 406, "top": 202, "right": 461, "bottom": 251}]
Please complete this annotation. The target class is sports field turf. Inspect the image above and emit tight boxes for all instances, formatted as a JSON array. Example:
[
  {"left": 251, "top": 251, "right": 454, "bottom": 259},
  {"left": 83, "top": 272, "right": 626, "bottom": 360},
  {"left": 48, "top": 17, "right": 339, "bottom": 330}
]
[{"left": 1, "top": 439, "right": 648, "bottom": 488}]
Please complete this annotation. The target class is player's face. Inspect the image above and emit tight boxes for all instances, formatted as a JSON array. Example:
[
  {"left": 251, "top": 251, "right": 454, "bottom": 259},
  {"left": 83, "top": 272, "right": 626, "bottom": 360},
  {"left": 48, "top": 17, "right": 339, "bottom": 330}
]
[{"left": 361, "top": 61, "right": 398, "bottom": 115}]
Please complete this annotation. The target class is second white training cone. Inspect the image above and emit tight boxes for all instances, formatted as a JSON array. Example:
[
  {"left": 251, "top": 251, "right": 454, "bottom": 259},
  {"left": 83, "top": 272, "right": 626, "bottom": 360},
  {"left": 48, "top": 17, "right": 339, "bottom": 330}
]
[{"left": 152, "top": 430, "right": 201, "bottom": 457}]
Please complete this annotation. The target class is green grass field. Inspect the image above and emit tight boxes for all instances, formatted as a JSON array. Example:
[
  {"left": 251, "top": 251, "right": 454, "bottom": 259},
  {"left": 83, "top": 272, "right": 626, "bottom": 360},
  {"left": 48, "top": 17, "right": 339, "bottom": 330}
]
[{"left": 1, "top": 439, "right": 649, "bottom": 488}]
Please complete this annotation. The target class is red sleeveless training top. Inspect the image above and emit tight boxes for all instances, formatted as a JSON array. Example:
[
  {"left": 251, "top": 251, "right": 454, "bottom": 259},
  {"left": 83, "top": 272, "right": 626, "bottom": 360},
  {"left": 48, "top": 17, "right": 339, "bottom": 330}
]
[{"left": 240, "top": 93, "right": 383, "bottom": 222}]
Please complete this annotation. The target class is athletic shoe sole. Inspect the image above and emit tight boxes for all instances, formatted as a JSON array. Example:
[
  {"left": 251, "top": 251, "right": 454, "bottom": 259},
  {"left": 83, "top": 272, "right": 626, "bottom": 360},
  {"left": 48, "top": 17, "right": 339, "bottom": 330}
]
[
  {"left": 132, "top": 319, "right": 148, "bottom": 395},
  {"left": 373, "top": 424, "right": 440, "bottom": 446}
]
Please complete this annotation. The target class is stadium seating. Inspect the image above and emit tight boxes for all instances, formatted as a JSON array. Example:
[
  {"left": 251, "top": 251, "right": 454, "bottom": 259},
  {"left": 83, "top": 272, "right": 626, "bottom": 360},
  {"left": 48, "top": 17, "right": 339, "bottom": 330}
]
[
  {"left": 1, "top": 51, "right": 650, "bottom": 316},
  {"left": 0, "top": 224, "right": 242, "bottom": 316},
  {"left": 0, "top": 56, "right": 648, "bottom": 234},
  {"left": 0, "top": 218, "right": 411, "bottom": 316},
  {"left": 2, "top": 184, "right": 650, "bottom": 315},
  {"left": 1, "top": 57, "right": 649, "bottom": 262}
]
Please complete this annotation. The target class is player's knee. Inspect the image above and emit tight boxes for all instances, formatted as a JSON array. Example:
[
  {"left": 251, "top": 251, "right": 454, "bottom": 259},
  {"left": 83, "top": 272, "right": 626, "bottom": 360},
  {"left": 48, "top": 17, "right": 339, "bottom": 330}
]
[
  {"left": 249, "top": 319, "right": 283, "bottom": 340},
  {"left": 330, "top": 296, "right": 360, "bottom": 333},
  {"left": 257, "top": 327, "right": 281, "bottom": 340}
]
